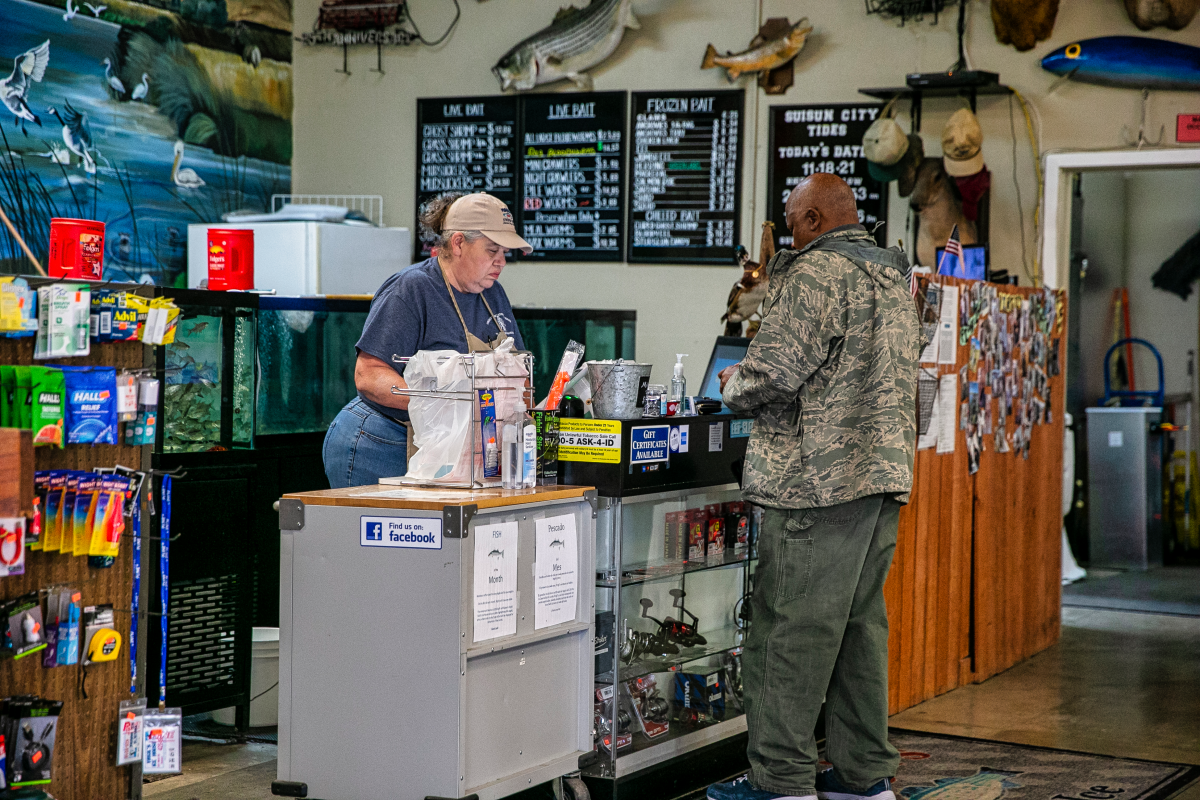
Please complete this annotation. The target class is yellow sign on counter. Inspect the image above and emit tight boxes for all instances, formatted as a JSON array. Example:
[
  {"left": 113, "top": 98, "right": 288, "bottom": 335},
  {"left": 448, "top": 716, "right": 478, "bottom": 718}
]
[{"left": 559, "top": 419, "right": 622, "bottom": 463}]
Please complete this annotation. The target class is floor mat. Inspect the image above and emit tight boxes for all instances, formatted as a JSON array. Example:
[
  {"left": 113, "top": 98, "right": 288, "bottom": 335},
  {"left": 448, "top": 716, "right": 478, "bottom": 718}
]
[
  {"left": 683, "top": 732, "right": 1198, "bottom": 800},
  {"left": 1062, "top": 567, "right": 1200, "bottom": 616}
]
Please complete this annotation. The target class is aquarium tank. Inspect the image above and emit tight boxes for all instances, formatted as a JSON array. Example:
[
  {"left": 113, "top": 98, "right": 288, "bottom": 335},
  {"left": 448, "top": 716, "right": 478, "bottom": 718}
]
[
  {"left": 254, "top": 297, "right": 367, "bottom": 437},
  {"left": 163, "top": 313, "right": 224, "bottom": 453}
]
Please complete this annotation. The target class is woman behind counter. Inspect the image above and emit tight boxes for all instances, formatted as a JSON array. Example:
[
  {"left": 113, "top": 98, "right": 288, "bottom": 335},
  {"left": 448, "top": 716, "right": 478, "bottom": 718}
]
[{"left": 323, "top": 191, "right": 533, "bottom": 488}]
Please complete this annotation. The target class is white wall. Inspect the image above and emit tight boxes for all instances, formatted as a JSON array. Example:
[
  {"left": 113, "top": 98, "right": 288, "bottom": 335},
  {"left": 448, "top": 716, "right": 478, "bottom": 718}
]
[
  {"left": 1079, "top": 168, "right": 1200, "bottom": 405},
  {"left": 292, "top": 0, "right": 1200, "bottom": 384}
]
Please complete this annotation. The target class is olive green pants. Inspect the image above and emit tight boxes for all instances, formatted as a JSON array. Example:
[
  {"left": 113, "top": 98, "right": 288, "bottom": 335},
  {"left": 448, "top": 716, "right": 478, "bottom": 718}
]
[{"left": 744, "top": 494, "right": 901, "bottom": 796}]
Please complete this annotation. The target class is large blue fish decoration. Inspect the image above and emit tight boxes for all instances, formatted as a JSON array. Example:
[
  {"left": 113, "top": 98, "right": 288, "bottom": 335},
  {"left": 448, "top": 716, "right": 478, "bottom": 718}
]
[{"left": 1041, "top": 36, "right": 1200, "bottom": 90}]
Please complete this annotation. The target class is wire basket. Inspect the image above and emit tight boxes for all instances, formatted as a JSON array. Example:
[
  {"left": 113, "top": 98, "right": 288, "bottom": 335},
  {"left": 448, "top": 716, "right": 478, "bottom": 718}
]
[
  {"left": 382, "top": 351, "right": 534, "bottom": 489},
  {"left": 863, "top": 0, "right": 949, "bottom": 24}
]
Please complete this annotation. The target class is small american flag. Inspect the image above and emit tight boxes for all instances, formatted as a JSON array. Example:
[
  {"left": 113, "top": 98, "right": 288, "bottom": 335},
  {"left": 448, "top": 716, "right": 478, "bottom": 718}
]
[{"left": 938, "top": 224, "right": 964, "bottom": 276}]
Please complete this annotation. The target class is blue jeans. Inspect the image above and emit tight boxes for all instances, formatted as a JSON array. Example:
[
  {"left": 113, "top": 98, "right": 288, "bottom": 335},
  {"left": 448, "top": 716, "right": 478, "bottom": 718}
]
[{"left": 323, "top": 397, "right": 409, "bottom": 488}]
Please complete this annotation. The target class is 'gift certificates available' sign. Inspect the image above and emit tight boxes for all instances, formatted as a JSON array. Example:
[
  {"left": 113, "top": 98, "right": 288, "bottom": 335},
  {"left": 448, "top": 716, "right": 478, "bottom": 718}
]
[{"left": 631, "top": 425, "right": 669, "bottom": 464}]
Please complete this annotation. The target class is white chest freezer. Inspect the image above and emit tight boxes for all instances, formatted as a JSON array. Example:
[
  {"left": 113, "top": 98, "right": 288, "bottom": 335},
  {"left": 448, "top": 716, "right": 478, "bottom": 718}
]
[{"left": 187, "top": 222, "right": 411, "bottom": 295}]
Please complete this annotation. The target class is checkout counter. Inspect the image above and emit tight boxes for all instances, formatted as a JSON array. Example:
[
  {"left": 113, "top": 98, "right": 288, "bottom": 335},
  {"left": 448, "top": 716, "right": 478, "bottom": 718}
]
[{"left": 273, "top": 411, "right": 754, "bottom": 800}]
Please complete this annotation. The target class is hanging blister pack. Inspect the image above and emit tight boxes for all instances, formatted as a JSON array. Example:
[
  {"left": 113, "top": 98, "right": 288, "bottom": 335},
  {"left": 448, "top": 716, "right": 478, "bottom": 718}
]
[
  {"left": 117, "top": 699, "right": 146, "bottom": 766},
  {"left": 142, "top": 708, "right": 182, "bottom": 774}
]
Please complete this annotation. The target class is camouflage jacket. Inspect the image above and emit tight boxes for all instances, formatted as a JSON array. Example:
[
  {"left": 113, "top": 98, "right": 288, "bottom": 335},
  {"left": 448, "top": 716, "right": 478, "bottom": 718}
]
[{"left": 722, "top": 226, "right": 924, "bottom": 509}]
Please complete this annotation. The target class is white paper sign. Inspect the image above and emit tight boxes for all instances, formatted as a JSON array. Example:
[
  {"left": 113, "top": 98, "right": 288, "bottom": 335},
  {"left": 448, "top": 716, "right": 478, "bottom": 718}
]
[
  {"left": 937, "top": 285, "right": 959, "bottom": 365},
  {"left": 936, "top": 374, "right": 958, "bottom": 454},
  {"left": 918, "top": 390, "right": 939, "bottom": 451},
  {"left": 473, "top": 521, "right": 518, "bottom": 642},
  {"left": 534, "top": 514, "right": 578, "bottom": 630},
  {"left": 708, "top": 422, "right": 724, "bottom": 452}
]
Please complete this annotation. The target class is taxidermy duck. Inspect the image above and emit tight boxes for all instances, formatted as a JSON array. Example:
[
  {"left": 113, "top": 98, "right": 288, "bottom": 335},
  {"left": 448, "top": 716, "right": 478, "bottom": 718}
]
[
  {"left": 2, "top": 40, "right": 49, "bottom": 135},
  {"left": 991, "top": 0, "right": 1059, "bottom": 52},
  {"left": 47, "top": 102, "right": 95, "bottom": 173},
  {"left": 492, "top": 0, "right": 639, "bottom": 91},
  {"left": 702, "top": 18, "right": 813, "bottom": 82},
  {"left": 723, "top": 222, "right": 775, "bottom": 338},
  {"left": 171, "top": 140, "right": 205, "bottom": 188}
]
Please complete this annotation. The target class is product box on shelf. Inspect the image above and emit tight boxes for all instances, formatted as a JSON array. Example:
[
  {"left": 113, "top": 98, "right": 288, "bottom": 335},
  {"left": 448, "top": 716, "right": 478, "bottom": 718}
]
[
  {"left": 663, "top": 510, "right": 687, "bottom": 561},
  {"left": 724, "top": 501, "right": 750, "bottom": 554},
  {"left": 705, "top": 503, "right": 725, "bottom": 558},
  {"left": 672, "top": 664, "right": 727, "bottom": 724},
  {"left": 686, "top": 509, "right": 706, "bottom": 561}
]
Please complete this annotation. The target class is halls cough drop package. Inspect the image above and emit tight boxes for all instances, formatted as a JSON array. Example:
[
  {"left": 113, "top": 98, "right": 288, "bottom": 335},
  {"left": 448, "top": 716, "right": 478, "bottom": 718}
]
[
  {"left": 61, "top": 366, "right": 118, "bottom": 445},
  {"left": 30, "top": 366, "right": 65, "bottom": 447}
]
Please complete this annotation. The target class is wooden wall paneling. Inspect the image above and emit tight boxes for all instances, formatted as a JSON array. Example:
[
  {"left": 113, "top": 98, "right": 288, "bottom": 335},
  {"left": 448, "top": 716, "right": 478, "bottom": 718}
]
[{"left": 0, "top": 335, "right": 145, "bottom": 800}]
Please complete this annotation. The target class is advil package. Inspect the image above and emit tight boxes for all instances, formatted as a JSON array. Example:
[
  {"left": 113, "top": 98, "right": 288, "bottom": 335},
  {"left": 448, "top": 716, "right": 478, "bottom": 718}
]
[{"left": 61, "top": 366, "right": 118, "bottom": 444}]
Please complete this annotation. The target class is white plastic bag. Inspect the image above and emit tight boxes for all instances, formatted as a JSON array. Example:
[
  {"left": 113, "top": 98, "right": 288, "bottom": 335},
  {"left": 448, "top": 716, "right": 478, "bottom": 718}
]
[{"left": 405, "top": 342, "right": 530, "bottom": 483}]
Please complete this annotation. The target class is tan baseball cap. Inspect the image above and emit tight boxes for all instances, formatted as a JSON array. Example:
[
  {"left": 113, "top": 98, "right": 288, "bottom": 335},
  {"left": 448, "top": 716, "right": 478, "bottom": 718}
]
[
  {"left": 863, "top": 116, "right": 908, "bottom": 169},
  {"left": 443, "top": 193, "right": 533, "bottom": 254},
  {"left": 942, "top": 108, "right": 984, "bottom": 177}
]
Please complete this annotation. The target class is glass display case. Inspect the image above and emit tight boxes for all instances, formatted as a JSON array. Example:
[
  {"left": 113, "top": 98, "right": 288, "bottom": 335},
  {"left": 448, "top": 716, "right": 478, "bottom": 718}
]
[
  {"left": 514, "top": 308, "right": 636, "bottom": 401},
  {"left": 561, "top": 414, "right": 755, "bottom": 795}
]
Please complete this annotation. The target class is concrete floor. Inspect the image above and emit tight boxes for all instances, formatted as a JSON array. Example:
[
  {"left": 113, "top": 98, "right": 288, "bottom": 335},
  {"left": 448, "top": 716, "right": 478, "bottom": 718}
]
[{"left": 145, "top": 606, "right": 1200, "bottom": 799}]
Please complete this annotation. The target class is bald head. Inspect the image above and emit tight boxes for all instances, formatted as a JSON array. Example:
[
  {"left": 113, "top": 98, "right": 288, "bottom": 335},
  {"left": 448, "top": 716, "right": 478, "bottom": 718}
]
[{"left": 785, "top": 173, "right": 861, "bottom": 251}]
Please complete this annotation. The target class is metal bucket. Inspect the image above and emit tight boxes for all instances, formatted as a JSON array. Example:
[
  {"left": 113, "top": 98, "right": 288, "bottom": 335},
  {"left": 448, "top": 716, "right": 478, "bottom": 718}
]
[{"left": 587, "top": 360, "right": 653, "bottom": 420}]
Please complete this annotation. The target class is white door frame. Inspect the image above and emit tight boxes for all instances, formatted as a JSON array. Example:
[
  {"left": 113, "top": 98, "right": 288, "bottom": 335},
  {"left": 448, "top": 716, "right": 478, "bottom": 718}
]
[{"left": 1041, "top": 147, "right": 1200, "bottom": 290}]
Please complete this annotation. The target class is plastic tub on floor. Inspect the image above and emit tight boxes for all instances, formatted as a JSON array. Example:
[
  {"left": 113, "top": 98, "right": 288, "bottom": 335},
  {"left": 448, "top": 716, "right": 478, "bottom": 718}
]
[{"left": 213, "top": 626, "right": 279, "bottom": 727}]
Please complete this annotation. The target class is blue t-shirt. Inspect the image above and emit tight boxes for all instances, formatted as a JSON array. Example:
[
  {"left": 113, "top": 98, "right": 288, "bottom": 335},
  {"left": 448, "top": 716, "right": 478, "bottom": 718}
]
[{"left": 355, "top": 257, "right": 524, "bottom": 421}]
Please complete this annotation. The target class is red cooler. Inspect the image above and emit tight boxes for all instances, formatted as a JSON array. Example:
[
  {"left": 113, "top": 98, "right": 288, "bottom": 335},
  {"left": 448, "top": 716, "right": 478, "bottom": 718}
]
[
  {"left": 206, "top": 228, "right": 254, "bottom": 291},
  {"left": 48, "top": 218, "right": 105, "bottom": 280}
]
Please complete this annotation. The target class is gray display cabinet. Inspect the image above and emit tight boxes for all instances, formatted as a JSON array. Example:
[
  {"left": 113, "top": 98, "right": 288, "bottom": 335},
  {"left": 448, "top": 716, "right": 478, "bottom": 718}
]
[
  {"left": 561, "top": 413, "right": 755, "bottom": 798},
  {"left": 275, "top": 486, "right": 597, "bottom": 800}
]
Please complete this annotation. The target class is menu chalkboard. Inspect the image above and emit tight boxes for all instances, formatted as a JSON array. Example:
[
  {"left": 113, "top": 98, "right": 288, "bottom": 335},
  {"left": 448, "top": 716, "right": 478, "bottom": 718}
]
[
  {"left": 767, "top": 103, "right": 888, "bottom": 251},
  {"left": 415, "top": 95, "right": 518, "bottom": 259},
  {"left": 628, "top": 89, "right": 744, "bottom": 264},
  {"left": 518, "top": 92, "right": 626, "bottom": 262}
]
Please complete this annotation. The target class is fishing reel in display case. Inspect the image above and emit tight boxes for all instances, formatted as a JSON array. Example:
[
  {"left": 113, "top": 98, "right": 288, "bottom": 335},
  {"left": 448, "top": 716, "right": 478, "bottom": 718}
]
[
  {"left": 594, "top": 684, "right": 633, "bottom": 753},
  {"left": 624, "top": 675, "right": 670, "bottom": 739},
  {"left": 722, "top": 649, "right": 744, "bottom": 701},
  {"left": 662, "top": 588, "right": 708, "bottom": 647},
  {"left": 620, "top": 603, "right": 680, "bottom": 665}
]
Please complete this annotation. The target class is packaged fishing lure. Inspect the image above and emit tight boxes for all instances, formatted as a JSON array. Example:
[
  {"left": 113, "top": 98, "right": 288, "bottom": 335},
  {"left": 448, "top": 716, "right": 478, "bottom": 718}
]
[
  {"left": 88, "top": 475, "right": 128, "bottom": 560},
  {"left": 71, "top": 473, "right": 101, "bottom": 557},
  {"left": 41, "top": 471, "right": 68, "bottom": 553}
]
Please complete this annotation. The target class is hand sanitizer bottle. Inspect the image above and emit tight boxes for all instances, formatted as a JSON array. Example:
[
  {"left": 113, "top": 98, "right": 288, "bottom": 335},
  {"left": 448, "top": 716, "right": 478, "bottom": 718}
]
[
  {"left": 502, "top": 409, "right": 520, "bottom": 490},
  {"left": 669, "top": 354, "right": 688, "bottom": 412},
  {"left": 520, "top": 401, "right": 537, "bottom": 489}
]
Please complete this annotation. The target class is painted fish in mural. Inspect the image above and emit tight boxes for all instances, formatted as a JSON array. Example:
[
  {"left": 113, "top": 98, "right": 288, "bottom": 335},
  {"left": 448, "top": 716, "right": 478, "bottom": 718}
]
[
  {"left": 701, "top": 18, "right": 813, "bottom": 81},
  {"left": 1041, "top": 36, "right": 1200, "bottom": 90},
  {"left": 1, "top": 40, "right": 49, "bottom": 134},
  {"left": 491, "top": 0, "right": 639, "bottom": 91},
  {"left": 900, "top": 768, "right": 1023, "bottom": 800}
]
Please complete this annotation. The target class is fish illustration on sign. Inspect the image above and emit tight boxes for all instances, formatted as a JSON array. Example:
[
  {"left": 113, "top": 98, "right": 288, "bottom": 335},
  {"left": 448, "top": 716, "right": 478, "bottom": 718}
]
[
  {"left": 549, "top": 539, "right": 566, "bottom": 549},
  {"left": 492, "top": 0, "right": 639, "bottom": 91},
  {"left": 899, "top": 768, "right": 1023, "bottom": 800},
  {"left": 1041, "top": 36, "right": 1200, "bottom": 90},
  {"left": 701, "top": 18, "right": 813, "bottom": 82}
]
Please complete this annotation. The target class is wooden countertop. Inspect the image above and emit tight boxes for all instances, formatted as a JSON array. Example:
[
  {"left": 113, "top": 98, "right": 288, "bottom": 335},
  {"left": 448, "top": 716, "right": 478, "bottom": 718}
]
[{"left": 282, "top": 484, "right": 595, "bottom": 511}]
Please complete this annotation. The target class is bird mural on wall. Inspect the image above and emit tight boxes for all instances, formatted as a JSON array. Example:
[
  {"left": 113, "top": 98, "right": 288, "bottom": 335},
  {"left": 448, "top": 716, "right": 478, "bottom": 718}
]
[
  {"left": 171, "top": 140, "right": 205, "bottom": 188},
  {"left": 723, "top": 221, "right": 775, "bottom": 338},
  {"left": 47, "top": 101, "right": 95, "bottom": 173},
  {"left": 2, "top": 40, "right": 49, "bottom": 135},
  {"left": 101, "top": 57, "right": 125, "bottom": 96},
  {"left": 131, "top": 73, "right": 149, "bottom": 101},
  {"left": 85, "top": 3, "right": 107, "bottom": 15},
  {"left": 62, "top": 0, "right": 79, "bottom": 21}
]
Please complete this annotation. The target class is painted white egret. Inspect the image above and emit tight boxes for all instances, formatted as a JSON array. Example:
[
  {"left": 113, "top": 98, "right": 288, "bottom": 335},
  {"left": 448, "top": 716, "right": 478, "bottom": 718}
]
[
  {"left": 171, "top": 140, "right": 205, "bottom": 188},
  {"left": 1, "top": 40, "right": 49, "bottom": 134},
  {"left": 62, "top": 0, "right": 78, "bottom": 21},
  {"left": 101, "top": 57, "right": 124, "bottom": 95},
  {"left": 131, "top": 73, "right": 149, "bottom": 101},
  {"left": 85, "top": 3, "right": 106, "bottom": 15}
]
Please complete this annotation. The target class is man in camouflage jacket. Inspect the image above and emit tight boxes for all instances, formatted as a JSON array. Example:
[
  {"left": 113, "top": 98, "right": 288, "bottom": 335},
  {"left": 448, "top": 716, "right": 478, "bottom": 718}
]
[{"left": 709, "top": 174, "right": 924, "bottom": 800}]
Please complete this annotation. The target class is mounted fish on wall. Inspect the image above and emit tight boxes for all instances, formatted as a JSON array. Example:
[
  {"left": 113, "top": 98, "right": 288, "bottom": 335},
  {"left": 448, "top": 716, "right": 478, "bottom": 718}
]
[
  {"left": 1041, "top": 36, "right": 1200, "bottom": 90},
  {"left": 701, "top": 17, "right": 813, "bottom": 94},
  {"left": 491, "top": 0, "right": 639, "bottom": 91},
  {"left": 1124, "top": 0, "right": 1199, "bottom": 30},
  {"left": 991, "top": 0, "right": 1060, "bottom": 52}
]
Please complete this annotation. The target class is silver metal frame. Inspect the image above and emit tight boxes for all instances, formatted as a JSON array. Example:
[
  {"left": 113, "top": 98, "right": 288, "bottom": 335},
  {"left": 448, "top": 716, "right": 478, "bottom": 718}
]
[{"left": 386, "top": 351, "right": 535, "bottom": 489}]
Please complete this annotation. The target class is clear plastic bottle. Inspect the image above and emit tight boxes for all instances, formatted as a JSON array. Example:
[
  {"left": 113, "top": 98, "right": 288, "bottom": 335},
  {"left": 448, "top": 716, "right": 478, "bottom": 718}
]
[
  {"left": 502, "top": 410, "right": 520, "bottom": 490},
  {"left": 669, "top": 354, "right": 688, "bottom": 413},
  {"left": 521, "top": 402, "right": 537, "bottom": 489}
]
